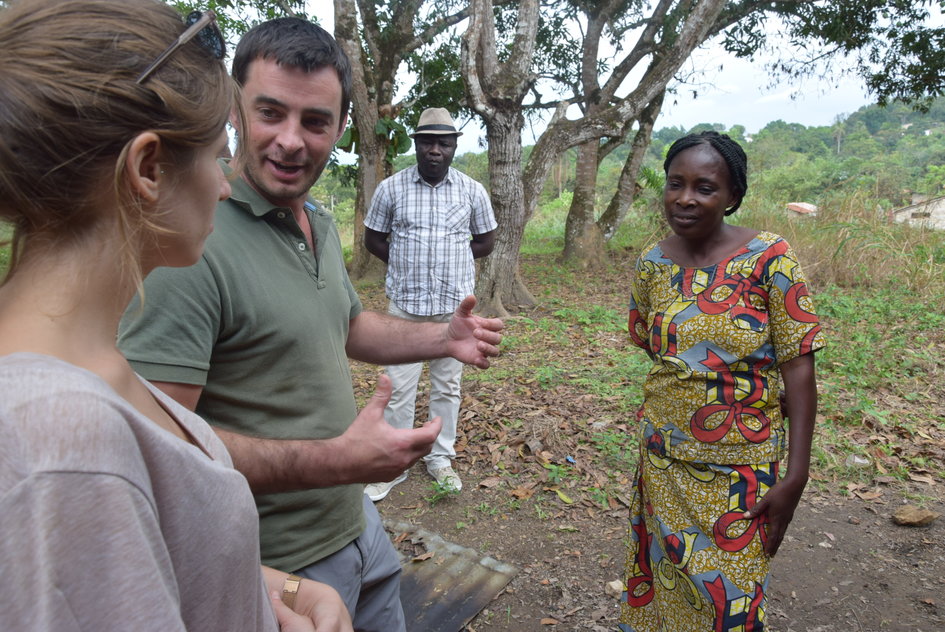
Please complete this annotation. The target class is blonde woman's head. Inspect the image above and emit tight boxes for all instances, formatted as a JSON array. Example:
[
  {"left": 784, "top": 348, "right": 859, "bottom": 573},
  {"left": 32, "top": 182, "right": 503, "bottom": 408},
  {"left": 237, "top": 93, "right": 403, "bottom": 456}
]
[{"left": 0, "top": 0, "right": 235, "bottom": 284}]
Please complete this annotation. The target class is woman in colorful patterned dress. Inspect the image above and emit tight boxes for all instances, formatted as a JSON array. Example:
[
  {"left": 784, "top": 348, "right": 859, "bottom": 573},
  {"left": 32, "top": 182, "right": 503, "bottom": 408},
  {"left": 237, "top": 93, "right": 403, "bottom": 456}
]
[{"left": 619, "top": 131, "right": 826, "bottom": 631}]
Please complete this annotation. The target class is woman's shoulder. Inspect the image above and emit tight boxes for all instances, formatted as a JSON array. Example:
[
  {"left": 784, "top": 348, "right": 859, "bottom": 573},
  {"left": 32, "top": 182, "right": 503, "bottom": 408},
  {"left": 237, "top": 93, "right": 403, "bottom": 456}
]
[
  {"left": 0, "top": 354, "right": 154, "bottom": 486},
  {"left": 636, "top": 240, "right": 667, "bottom": 265},
  {"left": 751, "top": 230, "right": 790, "bottom": 250}
]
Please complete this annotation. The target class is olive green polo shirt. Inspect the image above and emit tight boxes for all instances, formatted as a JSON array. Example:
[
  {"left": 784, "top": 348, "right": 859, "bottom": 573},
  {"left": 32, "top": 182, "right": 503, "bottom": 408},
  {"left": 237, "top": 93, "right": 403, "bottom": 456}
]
[{"left": 119, "top": 170, "right": 364, "bottom": 571}]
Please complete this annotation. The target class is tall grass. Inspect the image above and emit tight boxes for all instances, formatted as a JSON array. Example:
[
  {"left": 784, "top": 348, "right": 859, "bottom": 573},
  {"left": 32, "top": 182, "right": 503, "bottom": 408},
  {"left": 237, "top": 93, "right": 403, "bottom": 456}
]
[{"left": 737, "top": 190, "right": 945, "bottom": 311}]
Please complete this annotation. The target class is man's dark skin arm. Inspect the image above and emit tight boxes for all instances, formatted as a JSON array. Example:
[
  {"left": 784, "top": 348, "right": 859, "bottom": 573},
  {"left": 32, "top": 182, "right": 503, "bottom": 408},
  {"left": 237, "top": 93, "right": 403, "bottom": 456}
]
[
  {"left": 364, "top": 227, "right": 390, "bottom": 263},
  {"left": 470, "top": 229, "right": 496, "bottom": 259},
  {"left": 364, "top": 228, "right": 496, "bottom": 263}
]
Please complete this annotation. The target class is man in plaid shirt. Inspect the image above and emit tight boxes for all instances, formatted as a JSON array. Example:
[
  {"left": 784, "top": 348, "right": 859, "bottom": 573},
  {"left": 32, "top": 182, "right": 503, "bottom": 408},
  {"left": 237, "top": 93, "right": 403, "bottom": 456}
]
[{"left": 364, "top": 108, "right": 497, "bottom": 502}]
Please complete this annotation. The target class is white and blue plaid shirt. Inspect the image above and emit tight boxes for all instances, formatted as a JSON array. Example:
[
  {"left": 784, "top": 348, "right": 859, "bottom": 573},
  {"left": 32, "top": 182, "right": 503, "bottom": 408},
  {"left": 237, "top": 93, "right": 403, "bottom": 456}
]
[{"left": 365, "top": 165, "right": 497, "bottom": 316}]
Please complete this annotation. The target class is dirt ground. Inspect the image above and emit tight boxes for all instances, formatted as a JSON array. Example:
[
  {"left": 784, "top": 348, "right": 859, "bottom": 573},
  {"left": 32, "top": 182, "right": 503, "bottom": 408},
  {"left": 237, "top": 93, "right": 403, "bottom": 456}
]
[
  {"left": 372, "top": 463, "right": 944, "bottom": 631},
  {"left": 352, "top": 254, "right": 944, "bottom": 632}
]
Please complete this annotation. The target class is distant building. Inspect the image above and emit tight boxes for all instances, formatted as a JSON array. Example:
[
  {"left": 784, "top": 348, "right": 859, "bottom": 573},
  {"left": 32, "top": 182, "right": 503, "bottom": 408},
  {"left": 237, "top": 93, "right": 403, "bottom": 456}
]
[
  {"left": 891, "top": 195, "right": 945, "bottom": 230},
  {"left": 786, "top": 202, "right": 818, "bottom": 218}
]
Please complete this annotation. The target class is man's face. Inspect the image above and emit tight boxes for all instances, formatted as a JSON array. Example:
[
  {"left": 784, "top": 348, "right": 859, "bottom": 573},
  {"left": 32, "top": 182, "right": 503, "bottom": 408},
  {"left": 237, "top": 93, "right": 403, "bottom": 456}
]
[
  {"left": 415, "top": 134, "right": 458, "bottom": 185},
  {"left": 233, "top": 58, "right": 347, "bottom": 207}
]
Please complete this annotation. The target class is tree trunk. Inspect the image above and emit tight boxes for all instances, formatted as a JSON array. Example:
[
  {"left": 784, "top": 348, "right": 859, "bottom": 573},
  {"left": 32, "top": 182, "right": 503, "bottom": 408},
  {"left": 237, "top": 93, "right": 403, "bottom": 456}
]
[
  {"left": 597, "top": 94, "right": 663, "bottom": 241},
  {"left": 335, "top": 0, "right": 389, "bottom": 281},
  {"left": 348, "top": 141, "right": 389, "bottom": 281},
  {"left": 474, "top": 110, "right": 535, "bottom": 318},
  {"left": 561, "top": 141, "right": 607, "bottom": 267},
  {"left": 462, "top": 0, "right": 729, "bottom": 314}
]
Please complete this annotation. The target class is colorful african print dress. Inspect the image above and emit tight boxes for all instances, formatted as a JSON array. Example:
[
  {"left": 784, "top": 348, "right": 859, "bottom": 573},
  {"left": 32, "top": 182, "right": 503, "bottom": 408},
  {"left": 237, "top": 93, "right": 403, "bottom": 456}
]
[{"left": 619, "top": 231, "right": 826, "bottom": 632}]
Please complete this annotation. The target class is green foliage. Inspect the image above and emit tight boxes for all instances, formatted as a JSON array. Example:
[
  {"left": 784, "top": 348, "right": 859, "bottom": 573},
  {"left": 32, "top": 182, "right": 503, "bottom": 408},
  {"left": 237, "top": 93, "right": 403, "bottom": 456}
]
[
  {"left": 425, "top": 479, "right": 460, "bottom": 506},
  {"left": 542, "top": 462, "right": 571, "bottom": 484},
  {"left": 920, "top": 164, "right": 945, "bottom": 196},
  {"left": 721, "top": 1, "right": 945, "bottom": 110},
  {"left": 589, "top": 429, "right": 636, "bottom": 471},
  {"left": 171, "top": 0, "right": 310, "bottom": 46},
  {"left": 786, "top": 1, "right": 945, "bottom": 109},
  {"left": 337, "top": 117, "right": 412, "bottom": 166},
  {"left": 521, "top": 192, "right": 573, "bottom": 254},
  {"left": 551, "top": 306, "right": 626, "bottom": 335},
  {"left": 402, "top": 40, "right": 468, "bottom": 124}
]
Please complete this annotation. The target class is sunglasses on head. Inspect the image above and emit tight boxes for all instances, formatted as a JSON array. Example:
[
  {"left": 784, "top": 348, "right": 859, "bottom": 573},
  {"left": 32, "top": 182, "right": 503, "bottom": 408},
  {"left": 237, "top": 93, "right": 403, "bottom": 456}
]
[{"left": 136, "top": 10, "right": 225, "bottom": 85}]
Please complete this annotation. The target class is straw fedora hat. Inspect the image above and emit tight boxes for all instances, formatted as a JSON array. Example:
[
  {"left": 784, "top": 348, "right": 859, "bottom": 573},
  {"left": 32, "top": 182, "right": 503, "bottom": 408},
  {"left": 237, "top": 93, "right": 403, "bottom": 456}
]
[{"left": 410, "top": 107, "right": 463, "bottom": 137}]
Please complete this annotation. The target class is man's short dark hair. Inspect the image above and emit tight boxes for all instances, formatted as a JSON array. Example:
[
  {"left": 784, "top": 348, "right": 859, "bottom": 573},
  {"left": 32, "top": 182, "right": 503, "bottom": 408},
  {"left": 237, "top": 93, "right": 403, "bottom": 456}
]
[{"left": 232, "top": 17, "right": 351, "bottom": 124}]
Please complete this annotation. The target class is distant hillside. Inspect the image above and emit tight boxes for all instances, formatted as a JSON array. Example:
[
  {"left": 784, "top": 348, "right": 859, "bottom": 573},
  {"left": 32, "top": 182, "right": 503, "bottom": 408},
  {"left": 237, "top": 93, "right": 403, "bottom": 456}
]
[{"left": 318, "top": 96, "right": 945, "bottom": 211}]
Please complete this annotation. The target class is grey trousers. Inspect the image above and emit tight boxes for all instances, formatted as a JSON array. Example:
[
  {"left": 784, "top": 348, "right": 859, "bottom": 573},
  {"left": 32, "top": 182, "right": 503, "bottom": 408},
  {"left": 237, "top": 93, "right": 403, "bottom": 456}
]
[{"left": 293, "top": 495, "right": 405, "bottom": 632}]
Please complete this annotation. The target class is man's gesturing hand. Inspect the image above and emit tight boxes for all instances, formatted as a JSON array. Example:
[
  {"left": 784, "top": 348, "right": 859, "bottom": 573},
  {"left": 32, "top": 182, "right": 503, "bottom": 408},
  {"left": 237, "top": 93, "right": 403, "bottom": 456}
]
[
  {"left": 338, "top": 375, "right": 442, "bottom": 484},
  {"left": 445, "top": 295, "right": 504, "bottom": 369}
]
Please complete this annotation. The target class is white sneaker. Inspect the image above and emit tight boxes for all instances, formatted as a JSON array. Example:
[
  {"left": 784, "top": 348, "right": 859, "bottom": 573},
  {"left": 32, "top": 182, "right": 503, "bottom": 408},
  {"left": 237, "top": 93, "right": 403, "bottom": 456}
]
[
  {"left": 364, "top": 472, "right": 407, "bottom": 502},
  {"left": 427, "top": 465, "right": 462, "bottom": 492}
]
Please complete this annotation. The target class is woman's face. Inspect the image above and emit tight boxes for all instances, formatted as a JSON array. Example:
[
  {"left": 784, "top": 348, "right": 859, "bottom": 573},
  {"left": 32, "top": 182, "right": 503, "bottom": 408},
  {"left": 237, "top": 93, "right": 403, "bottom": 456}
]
[
  {"left": 663, "top": 144, "right": 738, "bottom": 242},
  {"left": 151, "top": 129, "right": 231, "bottom": 268}
]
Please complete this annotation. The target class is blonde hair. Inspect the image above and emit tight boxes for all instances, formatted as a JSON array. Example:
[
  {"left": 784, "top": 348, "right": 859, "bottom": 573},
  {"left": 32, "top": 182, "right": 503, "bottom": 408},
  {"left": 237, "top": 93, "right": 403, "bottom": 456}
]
[{"left": 0, "top": 0, "right": 235, "bottom": 286}]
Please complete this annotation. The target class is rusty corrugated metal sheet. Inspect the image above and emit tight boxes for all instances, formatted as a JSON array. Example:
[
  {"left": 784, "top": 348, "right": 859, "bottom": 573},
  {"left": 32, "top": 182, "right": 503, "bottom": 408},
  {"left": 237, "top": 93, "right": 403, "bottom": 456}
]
[{"left": 385, "top": 519, "right": 518, "bottom": 632}]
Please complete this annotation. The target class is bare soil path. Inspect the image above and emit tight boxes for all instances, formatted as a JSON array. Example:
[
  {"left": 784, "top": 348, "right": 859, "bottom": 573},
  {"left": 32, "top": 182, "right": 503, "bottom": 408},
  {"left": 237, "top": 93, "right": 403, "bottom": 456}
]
[{"left": 373, "top": 471, "right": 944, "bottom": 631}]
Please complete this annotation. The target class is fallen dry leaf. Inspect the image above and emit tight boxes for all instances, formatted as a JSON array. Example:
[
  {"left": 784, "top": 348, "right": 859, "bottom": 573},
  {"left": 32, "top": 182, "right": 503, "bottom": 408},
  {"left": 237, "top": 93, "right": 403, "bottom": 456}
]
[
  {"left": 478, "top": 476, "right": 504, "bottom": 489},
  {"left": 853, "top": 489, "right": 883, "bottom": 501},
  {"left": 908, "top": 472, "right": 937, "bottom": 485},
  {"left": 555, "top": 488, "right": 574, "bottom": 504},
  {"left": 540, "top": 618, "right": 560, "bottom": 625},
  {"left": 511, "top": 486, "right": 537, "bottom": 499}
]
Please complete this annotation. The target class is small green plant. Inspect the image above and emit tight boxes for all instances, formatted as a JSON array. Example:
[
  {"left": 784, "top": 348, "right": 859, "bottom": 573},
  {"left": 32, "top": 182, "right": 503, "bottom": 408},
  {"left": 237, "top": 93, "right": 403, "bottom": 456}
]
[
  {"left": 590, "top": 429, "right": 637, "bottom": 470},
  {"left": 543, "top": 462, "right": 571, "bottom": 484},
  {"left": 476, "top": 502, "right": 498, "bottom": 516},
  {"left": 902, "top": 491, "right": 935, "bottom": 507},
  {"left": 553, "top": 305, "right": 626, "bottom": 334},
  {"left": 589, "top": 486, "right": 610, "bottom": 509},
  {"left": 425, "top": 480, "right": 460, "bottom": 506}
]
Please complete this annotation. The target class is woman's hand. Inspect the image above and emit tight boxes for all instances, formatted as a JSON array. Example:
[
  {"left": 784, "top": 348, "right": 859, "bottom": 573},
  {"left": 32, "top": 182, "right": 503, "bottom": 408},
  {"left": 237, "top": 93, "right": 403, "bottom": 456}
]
[
  {"left": 262, "top": 567, "right": 353, "bottom": 631},
  {"left": 294, "top": 579, "right": 353, "bottom": 632},
  {"left": 271, "top": 591, "right": 316, "bottom": 632},
  {"left": 743, "top": 473, "right": 807, "bottom": 557}
]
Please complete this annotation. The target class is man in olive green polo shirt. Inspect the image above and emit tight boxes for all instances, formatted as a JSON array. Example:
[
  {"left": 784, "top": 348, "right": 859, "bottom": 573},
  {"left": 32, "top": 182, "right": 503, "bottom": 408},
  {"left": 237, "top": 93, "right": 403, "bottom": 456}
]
[{"left": 118, "top": 18, "right": 502, "bottom": 632}]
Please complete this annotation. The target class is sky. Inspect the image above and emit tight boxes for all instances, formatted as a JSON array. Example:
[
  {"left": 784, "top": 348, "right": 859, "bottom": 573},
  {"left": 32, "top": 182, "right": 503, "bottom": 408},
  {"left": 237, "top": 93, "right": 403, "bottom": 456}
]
[{"left": 307, "top": 2, "right": 876, "bottom": 156}]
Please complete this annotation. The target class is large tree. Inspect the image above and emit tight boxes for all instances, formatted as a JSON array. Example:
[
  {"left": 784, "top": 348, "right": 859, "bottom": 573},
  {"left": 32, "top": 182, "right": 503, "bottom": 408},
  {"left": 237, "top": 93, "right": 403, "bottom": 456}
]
[
  {"left": 463, "top": 0, "right": 733, "bottom": 316},
  {"left": 462, "top": 0, "right": 945, "bottom": 316}
]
